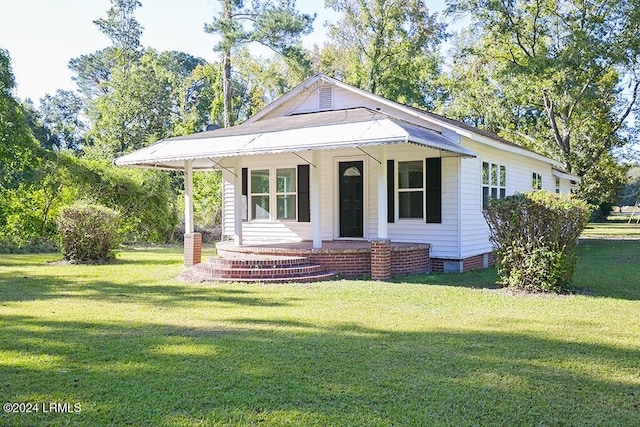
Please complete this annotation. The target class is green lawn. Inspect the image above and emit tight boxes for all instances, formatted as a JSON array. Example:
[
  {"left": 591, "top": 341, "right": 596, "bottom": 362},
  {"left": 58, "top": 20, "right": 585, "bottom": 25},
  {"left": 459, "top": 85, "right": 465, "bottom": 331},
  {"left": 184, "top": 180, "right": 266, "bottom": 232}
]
[
  {"left": 1, "top": 241, "right": 639, "bottom": 426},
  {"left": 581, "top": 221, "right": 640, "bottom": 239}
]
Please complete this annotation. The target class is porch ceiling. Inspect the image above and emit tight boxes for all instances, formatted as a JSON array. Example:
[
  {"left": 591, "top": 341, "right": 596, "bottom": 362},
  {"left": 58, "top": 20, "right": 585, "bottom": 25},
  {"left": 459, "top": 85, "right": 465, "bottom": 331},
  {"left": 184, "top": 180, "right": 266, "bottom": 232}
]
[{"left": 114, "top": 108, "right": 476, "bottom": 171}]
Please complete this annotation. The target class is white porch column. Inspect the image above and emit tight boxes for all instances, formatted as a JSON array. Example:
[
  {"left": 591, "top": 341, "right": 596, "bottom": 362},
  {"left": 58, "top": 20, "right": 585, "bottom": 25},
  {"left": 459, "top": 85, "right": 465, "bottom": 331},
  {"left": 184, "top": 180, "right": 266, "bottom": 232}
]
[
  {"left": 377, "top": 145, "right": 388, "bottom": 239},
  {"left": 311, "top": 150, "right": 322, "bottom": 249},
  {"left": 184, "top": 160, "right": 194, "bottom": 234},
  {"left": 233, "top": 161, "right": 243, "bottom": 246}
]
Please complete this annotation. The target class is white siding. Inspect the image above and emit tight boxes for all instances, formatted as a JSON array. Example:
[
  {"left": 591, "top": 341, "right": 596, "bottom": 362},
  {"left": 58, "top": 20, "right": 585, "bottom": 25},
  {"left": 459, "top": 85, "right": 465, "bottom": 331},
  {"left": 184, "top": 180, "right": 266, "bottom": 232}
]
[
  {"left": 219, "top": 79, "right": 571, "bottom": 260},
  {"left": 385, "top": 146, "right": 460, "bottom": 259},
  {"left": 268, "top": 84, "right": 461, "bottom": 142},
  {"left": 220, "top": 145, "right": 462, "bottom": 257},
  {"left": 459, "top": 137, "right": 563, "bottom": 258},
  {"left": 460, "top": 156, "right": 486, "bottom": 258},
  {"left": 559, "top": 179, "right": 574, "bottom": 194},
  {"left": 220, "top": 155, "right": 313, "bottom": 243},
  {"left": 221, "top": 171, "right": 236, "bottom": 239},
  {"left": 220, "top": 140, "right": 566, "bottom": 261}
]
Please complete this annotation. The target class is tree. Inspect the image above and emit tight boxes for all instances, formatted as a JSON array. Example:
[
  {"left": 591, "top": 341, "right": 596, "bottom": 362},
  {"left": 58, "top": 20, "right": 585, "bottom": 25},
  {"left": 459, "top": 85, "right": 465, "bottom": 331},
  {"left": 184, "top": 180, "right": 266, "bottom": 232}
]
[
  {"left": 175, "top": 60, "right": 255, "bottom": 134},
  {"left": 443, "top": 0, "right": 640, "bottom": 207},
  {"left": 23, "top": 100, "right": 61, "bottom": 152},
  {"left": 87, "top": 49, "right": 206, "bottom": 158},
  {"left": 78, "top": 0, "right": 207, "bottom": 157},
  {"left": 0, "top": 49, "right": 39, "bottom": 191},
  {"left": 204, "top": 0, "right": 314, "bottom": 127},
  {"left": 93, "top": 0, "right": 143, "bottom": 54},
  {"left": 68, "top": 48, "right": 115, "bottom": 100},
  {"left": 234, "top": 48, "right": 306, "bottom": 114},
  {"left": 36, "top": 90, "right": 86, "bottom": 151},
  {"left": 320, "top": 0, "right": 447, "bottom": 107}
]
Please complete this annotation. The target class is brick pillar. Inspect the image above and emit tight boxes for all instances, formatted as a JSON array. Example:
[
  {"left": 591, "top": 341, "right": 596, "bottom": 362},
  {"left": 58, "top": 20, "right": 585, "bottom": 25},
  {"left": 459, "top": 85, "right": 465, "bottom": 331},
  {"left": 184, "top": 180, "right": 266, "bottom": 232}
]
[
  {"left": 370, "top": 239, "right": 391, "bottom": 280},
  {"left": 184, "top": 232, "right": 202, "bottom": 267}
]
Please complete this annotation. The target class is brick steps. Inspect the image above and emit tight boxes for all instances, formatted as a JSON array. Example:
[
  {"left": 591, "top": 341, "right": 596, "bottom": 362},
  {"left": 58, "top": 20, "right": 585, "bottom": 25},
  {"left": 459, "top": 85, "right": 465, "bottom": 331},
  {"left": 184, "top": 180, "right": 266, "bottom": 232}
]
[{"left": 182, "top": 254, "right": 335, "bottom": 283}]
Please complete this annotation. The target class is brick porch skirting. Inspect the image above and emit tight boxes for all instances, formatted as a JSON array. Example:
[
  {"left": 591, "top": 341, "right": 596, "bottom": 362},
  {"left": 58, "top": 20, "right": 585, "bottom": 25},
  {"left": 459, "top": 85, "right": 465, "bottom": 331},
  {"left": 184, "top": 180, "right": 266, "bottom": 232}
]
[{"left": 216, "top": 241, "right": 431, "bottom": 278}]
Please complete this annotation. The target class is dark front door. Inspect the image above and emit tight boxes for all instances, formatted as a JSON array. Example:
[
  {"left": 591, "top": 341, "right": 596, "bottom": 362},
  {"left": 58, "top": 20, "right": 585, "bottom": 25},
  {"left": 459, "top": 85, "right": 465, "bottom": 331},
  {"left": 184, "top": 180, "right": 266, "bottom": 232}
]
[{"left": 339, "top": 161, "right": 364, "bottom": 238}]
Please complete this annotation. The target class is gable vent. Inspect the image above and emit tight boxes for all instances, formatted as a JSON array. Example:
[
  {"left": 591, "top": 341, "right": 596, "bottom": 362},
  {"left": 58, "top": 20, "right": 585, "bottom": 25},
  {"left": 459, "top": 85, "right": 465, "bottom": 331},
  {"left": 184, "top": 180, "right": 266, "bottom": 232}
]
[{"left": 318, "top": 86, "right": 333, "bottom": 110}]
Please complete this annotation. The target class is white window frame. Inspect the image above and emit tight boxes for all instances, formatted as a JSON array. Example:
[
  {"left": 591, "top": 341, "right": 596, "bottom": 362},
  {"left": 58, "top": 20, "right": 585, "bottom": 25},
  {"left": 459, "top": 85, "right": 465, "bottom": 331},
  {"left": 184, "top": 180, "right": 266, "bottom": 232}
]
[
  {"left": 397, "top": 160, "right": 425, "bottom": 221},
  {"left": 482, "top": 161, "right": 506, "bottom": 209},
  {"left": 532, "top": 172, "right": 543, "bottom": 190},
  {"left": 275, "top": 167, "right": 297, "bottom": 221},
  {"left": 248, "top": 167, "right": 298, "bottom": 222},
  {"left": 249, "top": 168, "right": 271, "bottom": 221}
]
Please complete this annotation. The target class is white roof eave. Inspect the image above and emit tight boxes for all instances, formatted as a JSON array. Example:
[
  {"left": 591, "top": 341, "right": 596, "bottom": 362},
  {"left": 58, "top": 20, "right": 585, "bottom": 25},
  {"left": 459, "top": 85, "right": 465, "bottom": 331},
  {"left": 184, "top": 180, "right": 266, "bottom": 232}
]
[
  {"left": 115, "top": 117, "right": 476, "bottom": 170},
  {"left": 552, "top": 168, "right": 581, "bottom": 182}
]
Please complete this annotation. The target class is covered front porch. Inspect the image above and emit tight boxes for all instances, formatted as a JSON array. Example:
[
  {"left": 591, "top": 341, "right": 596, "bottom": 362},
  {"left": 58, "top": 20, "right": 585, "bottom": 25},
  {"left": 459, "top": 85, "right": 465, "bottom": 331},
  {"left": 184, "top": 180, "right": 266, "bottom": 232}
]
[
  {"left": 115, "top": 107, "right": 475, "bottom": 281},
  {"left": 179, "top": 239, "right": 430, "bottom": 283}
]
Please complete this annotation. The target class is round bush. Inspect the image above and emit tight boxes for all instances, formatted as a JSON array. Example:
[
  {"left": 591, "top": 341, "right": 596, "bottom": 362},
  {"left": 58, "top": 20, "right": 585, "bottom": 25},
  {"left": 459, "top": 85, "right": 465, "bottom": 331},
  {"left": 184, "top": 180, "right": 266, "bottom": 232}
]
[
  {"left": 484, "top": 191, "right": 592, "bottom": 292},
  {"left": 57, "top": 202, "right": 122, "bottom": 262}
]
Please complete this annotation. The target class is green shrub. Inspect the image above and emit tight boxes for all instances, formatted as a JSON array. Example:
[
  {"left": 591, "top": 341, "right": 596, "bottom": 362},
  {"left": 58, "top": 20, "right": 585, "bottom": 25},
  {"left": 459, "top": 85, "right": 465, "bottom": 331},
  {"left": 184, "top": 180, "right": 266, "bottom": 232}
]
[
  {"left": 484, "top": 191, "right": 592, "bottom": 292},
  {"left": 69, "top": 159, "right": 179, "bottom": 243},
  {"left": 57, "top": 202, "right": 122, "bottom": 262}
]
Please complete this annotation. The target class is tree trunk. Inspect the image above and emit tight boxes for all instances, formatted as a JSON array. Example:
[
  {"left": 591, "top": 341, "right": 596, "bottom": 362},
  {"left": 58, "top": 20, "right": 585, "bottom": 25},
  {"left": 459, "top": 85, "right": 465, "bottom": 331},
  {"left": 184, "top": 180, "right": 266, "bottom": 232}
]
[
  {"left": 222, "top": 0, "right": 232, "bottom": 128},
  {"left": 223, "top": 49, "right": 231, "bottom": 128}
]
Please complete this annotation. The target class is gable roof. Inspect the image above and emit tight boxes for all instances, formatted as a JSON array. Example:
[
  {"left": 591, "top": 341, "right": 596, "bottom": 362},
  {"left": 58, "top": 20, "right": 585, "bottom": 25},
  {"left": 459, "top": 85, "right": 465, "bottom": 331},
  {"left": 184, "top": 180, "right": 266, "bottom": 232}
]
[
  {"left": 248, "top": 74, "right": 568, "bottom": 170},
  {"left": 114, "top": 107, "right": 475, "bottom": 170}
]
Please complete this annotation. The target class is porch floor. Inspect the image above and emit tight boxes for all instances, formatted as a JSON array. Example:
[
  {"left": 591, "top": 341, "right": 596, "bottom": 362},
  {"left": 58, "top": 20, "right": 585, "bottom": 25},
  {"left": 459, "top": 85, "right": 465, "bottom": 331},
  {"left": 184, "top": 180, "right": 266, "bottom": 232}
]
[{"left": 216, "top": 240, "right": 427, "bottom": 253}]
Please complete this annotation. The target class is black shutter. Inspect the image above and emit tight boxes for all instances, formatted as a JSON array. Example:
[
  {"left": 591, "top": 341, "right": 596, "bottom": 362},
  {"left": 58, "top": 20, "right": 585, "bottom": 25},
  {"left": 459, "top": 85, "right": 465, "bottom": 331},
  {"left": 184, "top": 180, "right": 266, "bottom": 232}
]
[
  {"left": 297, "top": 165, "right": 310, "bottom": 222},
  {"left": 425, "top": 158, "right": 441, "bottom": 223},
  {"left": 387, "top": 159, "right": 395, "bottom": 223},
  {"left": 241, "top": 168, "right": 248, "bottom": 221}
]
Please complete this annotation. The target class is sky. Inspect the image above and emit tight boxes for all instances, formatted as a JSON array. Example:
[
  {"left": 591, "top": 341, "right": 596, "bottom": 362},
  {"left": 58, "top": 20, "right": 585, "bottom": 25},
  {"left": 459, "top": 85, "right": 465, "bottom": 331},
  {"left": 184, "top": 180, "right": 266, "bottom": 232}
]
[{"left": 0, "top": 0, "right": 451, "bottom": 104}]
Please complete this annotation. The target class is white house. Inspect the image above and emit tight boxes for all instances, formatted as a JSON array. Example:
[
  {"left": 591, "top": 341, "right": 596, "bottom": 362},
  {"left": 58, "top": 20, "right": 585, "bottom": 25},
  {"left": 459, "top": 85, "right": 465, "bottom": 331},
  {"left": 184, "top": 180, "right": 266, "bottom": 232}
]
[{"left": 115, "top": 74, "right": 579, "bottom": 280}]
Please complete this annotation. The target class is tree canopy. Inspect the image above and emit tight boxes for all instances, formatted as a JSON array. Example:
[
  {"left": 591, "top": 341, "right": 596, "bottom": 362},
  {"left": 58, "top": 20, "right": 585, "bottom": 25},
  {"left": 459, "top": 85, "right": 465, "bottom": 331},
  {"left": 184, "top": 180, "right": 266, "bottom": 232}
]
[
  {"left": 318, "top": 0, "right": 447, "bottom": 108},
  {"left": 204, "top": 0, "right": 315, "bottom": 126},
  {"left": 2, "top": 0, "right": 639, "bottom": 250},
  {"left": 442, "top": 0, "right": 640, "bottom": 207}
]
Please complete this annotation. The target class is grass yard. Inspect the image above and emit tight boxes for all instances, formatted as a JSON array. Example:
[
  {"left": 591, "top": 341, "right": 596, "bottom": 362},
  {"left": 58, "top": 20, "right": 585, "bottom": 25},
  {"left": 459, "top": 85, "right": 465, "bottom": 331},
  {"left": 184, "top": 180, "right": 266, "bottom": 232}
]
[
  {"left": 581, "top": 221, "right": 640, "bottom": 239},
  {"left": 1, "top": 240, "right": 639, "bottom": 426}
]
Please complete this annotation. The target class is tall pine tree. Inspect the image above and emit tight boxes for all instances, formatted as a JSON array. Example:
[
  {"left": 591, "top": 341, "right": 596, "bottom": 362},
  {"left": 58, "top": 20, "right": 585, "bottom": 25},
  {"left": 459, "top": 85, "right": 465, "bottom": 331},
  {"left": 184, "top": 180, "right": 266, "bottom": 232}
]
[{"left": 204, "top": 0, "right": 314, "bottom": 127}]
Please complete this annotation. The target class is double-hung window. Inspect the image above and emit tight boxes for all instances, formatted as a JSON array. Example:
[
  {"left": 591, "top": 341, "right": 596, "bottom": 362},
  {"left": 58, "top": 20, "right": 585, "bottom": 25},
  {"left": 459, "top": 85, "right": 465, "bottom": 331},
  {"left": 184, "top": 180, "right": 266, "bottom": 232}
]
[
  {"left": 398, "top": 161, "right": 424, "bottom": 219},
  {"left": 482, "top": 161, "right": 506, "bottom": 209},
  {"left": 249, "top": 168, "right": 297, "bottom": 221},
  {"left": 276, "top": 168, "right": 296, "bottom": 220},
  {"left": 532, "top": 172, "right": 542, "bottom": 190},
  {"left": 250, "top": 169, "right": 270, "bottom": 220}
]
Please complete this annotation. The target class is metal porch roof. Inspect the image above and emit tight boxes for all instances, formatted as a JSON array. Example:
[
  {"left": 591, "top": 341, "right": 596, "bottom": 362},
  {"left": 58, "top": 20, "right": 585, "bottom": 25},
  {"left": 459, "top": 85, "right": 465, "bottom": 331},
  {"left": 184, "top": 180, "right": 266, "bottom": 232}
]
[{"left": 114, "top": 108, "right": 476, "bottom": 170}]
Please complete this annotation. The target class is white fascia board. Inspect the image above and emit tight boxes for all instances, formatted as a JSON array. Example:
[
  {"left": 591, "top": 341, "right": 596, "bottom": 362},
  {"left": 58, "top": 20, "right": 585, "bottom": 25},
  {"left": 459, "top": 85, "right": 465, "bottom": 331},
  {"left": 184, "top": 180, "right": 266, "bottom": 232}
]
[
  {"left": 324, "top": 79, "right": 558, "bottom": 166},
  {"left": 245, "top": 73, "right": 563, "bottom": 170},
  {"left": 318, "top": 76, "right": 568, "bottom": 168},
  {"left": 244, "top": 74, "right": 323, "bottom": 124},
  {"left": 465, "top": 132, "right": 564, "bottom": 168},
  {"left": 552, "top": 169, "right": 581, "bottom": 182}
]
